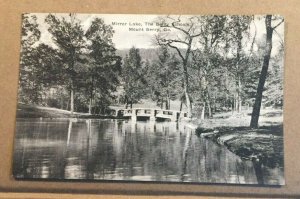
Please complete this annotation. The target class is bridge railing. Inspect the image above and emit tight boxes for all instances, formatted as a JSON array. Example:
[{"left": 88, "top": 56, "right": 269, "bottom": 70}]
[{"left": 111, "top": 107, "right": 188, "bottom": 121}]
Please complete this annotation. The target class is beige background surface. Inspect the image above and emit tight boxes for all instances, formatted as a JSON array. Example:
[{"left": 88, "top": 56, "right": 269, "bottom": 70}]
[{"left": 0, "top": 0, "right": 299, "bottom": 198}]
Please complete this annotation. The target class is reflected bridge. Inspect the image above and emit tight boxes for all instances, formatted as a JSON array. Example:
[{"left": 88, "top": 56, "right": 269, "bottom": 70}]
[{"left": 111, "top": 108, "right": 188, "bottom": 122}]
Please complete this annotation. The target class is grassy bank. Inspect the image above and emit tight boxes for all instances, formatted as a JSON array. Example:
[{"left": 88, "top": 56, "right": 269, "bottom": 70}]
[
  {"left": 16, "top": 103, "right": 117, "bottom": 119},
  {"left": 194, "top": 109, "right": 284, "bottom": 168}
]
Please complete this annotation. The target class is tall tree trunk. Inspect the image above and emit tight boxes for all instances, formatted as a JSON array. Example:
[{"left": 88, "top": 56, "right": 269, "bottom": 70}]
[
  {"left": 237, "top": 77, "right": 242, "bottom": 112},
  {"left": 60, "top": 96, "right": 64, "bottom": 109},
  {"left": 250, "top": 15, "right": 273, "bottom": 128},
  {"left": 201, "top": 102, "right": 205, "bottom": 119},
  {"left": 88, "top": 98, "right": 92, "bottom": 115},
  {"left": 184, "top": 84, "right": 192, "bottom": 117},
  {"left": 206, "top": 87, "right": 213, "bottom": 118},
  {"left": 213, "top": 97, "right": 216, "bottom": 113},
  {"left": 204, "top": 89, "right": 212, "bottom": 118},
  {"left": 70, "top": 85, "right": 74, "bottom": 114},
  {"left": 234, "top": 19, "right": 243, "bottom": 113},
  {"left": 165, "top": 93, "right": 170, "bottom": 110},
  {"left": 225, "top": 93, "right": 228, "bottom": 109},
  {"left": 66, "top": 100, "right": 69, "bottom": 111},
  {"left": 183, "top": 64, "right": 192, "bottom": 117},
  {"left": 125, "top": 97, "right": 128, "bottom": 109},
  {"left": 88, "top": 78, "right": 94, "bottom": 115},
  {"left": 233, "top": 94, "right": 237, "bottom": 112},
  {"left": 232, "top": 97, "right": 234, "bottom": 114},
  {"left": 179, "top": 100, "right": 183, "bottom": 112},
  {"left": 163, "top": 36, "right": 193, "bottom": 117},
  {"left": 168, "top": 93, "right": 171, "bottom": 110},
  {"left": 207, "top": 100, "right": 212, "bottom": 118},
  {"left": 181, "top": 40, "right": 192, "bottom": 118}
]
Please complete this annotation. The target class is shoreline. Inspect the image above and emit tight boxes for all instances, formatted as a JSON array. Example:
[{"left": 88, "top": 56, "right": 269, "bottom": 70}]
[
  {"left": 194, "top": 124, "right": 284, "bottom": 169},
  {"left": 16, "top": 103, "right": 125, "bottom": 119}
]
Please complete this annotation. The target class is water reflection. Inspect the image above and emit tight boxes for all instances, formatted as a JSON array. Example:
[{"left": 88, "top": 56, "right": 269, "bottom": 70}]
[{"left": 13, "top": 118, "right": 284, "bottom": 185}]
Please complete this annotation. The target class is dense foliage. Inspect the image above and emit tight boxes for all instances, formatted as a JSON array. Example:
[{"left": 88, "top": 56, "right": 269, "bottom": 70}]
[
  {"left": 18, "top": 14, "right": 284, "bottom": 126},
  {"left": 19, "top": 14, "right": 121, "bottom": 114}
]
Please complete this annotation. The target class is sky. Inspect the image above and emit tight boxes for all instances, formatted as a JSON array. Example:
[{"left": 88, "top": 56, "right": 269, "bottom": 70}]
[
  {"left": 32, "top": 13, "right": 284, "bottom": 52},
  {"left": 35, "top": 14, "right": 160, "bottom": 49}
]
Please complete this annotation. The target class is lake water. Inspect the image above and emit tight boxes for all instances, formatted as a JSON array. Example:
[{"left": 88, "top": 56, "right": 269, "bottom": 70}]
[{"left": 13, "top": 118, "right": 284, "bottom": 185}]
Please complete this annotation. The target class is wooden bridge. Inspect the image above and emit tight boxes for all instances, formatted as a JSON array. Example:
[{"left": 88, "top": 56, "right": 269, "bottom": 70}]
[{"left": 111, "top": 108, "right": 188, "bottom": 122}]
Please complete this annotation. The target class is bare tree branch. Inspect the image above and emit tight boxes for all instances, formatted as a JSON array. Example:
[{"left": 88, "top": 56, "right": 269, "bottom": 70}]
[
  {"left": 167, "top": 43, "right": 185, "bottom": 61},
  {"left": 171, "top": 21, "right": 189, "bottom": 35},
  {"left": 272, "top": 18, "right": 284, "bottom": 30},
  {"left": 164, "top": 39, "right": 189, "bottom": 45},
  {"left": 274, "top": 28, "right": 284, "bottom": 47}
]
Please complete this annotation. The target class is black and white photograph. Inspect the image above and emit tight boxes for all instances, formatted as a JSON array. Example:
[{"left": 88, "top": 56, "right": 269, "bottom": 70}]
[{"left": 13, "top": 14, "right": 284, "bottom": 185}]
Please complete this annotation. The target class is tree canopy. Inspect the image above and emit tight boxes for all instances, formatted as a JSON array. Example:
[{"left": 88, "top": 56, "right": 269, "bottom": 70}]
[{"left": 18, "top": 14, "right": 284, "bottom": 125}]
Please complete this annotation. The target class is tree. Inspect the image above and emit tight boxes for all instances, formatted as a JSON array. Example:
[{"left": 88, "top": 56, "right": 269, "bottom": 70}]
[
  {"left": 250, "top": 15, "right": 284, "bottom": 128},
  {"left": 122, "top": 47, "right": 146, "bottom": 108},
  {"left": 45, "top": 13, "right": 86, "bottom": 113},
  {"left": 33, "top": 43, "right": 63, "bottom": 105},
  {"left": 18, "top": 14, "right": 41, "bottom": 103},
  {"left": 156, "top": 16, "right": 203, "bottom": 118},
  {"left": 226, "top": 16, "right": 252, "bottom": 113},
  {"left": 84, "top": 18, "right": 122, "bottom": 114},
  {"left": 264, "top": 44, "right": 284, "bottom": 108},
  {"left": 145, "top": 46, "right": 181, "bottom": 109},
  {"left": 190, "top": 16, "right": 228, "bottom": 118},
  {"left": 241, "top": 35, "right": 266, "bottom": 110}
]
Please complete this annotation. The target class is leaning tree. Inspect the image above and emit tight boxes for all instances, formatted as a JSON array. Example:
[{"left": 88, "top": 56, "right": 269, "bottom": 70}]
[{"left": 250, "top": 15, "right": 284, "bottom": 128}]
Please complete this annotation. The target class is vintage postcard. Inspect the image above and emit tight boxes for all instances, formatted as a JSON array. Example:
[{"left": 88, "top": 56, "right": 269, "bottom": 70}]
[{"left": 13, "top": 13, "right": 284, "bottom": 185}]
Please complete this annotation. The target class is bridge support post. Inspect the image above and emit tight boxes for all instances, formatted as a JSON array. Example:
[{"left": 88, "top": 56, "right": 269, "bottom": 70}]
[
  {"left": 179, "top": 112, "right": 185, "bottom": 121},
  {"left": 131, "top": 109, "right": 137, "bottom": 122},
  {"left": 150, "top": 109, "right": 156, "bottom": 121},
  {"left": 171, "top": 111, "right": 177, "bottom": 122},
  {"left": 115, "top": 109, "right": 119, "bottom": 117}
]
